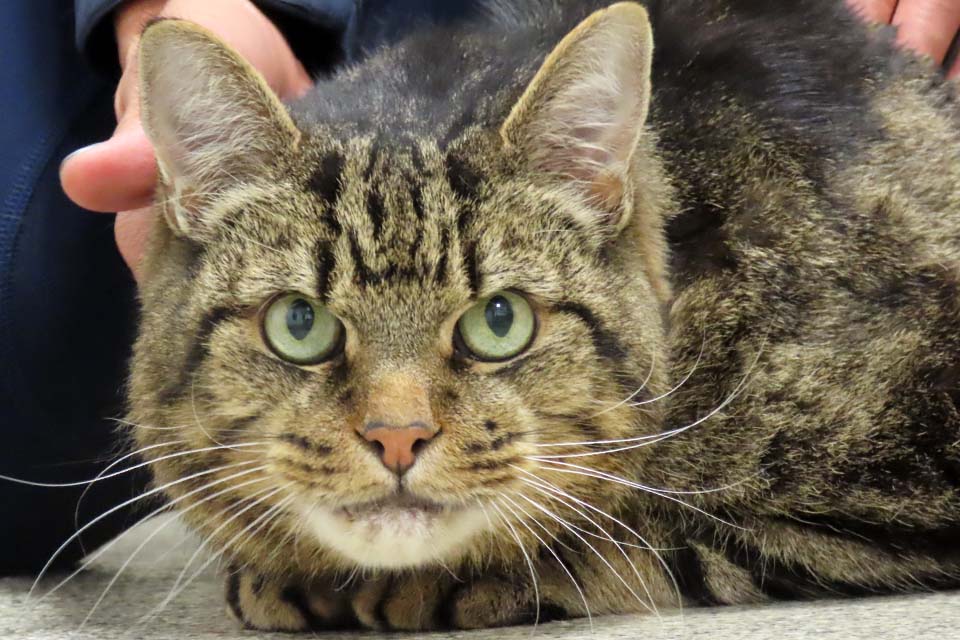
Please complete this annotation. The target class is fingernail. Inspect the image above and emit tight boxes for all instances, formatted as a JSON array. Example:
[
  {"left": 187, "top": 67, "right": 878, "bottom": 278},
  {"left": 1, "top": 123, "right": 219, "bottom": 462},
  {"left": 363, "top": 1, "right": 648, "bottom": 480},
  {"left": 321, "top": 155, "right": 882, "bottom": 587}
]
[{"left": 59, "top": 141, "right": 106, "bottom": 175}]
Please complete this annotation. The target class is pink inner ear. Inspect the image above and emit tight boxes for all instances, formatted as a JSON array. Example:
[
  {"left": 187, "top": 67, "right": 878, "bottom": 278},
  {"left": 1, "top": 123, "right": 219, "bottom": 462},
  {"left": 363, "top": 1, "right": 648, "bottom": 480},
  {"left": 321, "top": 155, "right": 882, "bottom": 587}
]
[
  {"left": 532, "top": 63, "right": 647, "bottom": 213},
  {"left": 539, "top": 114, "right": 634, "bottom": 212}
]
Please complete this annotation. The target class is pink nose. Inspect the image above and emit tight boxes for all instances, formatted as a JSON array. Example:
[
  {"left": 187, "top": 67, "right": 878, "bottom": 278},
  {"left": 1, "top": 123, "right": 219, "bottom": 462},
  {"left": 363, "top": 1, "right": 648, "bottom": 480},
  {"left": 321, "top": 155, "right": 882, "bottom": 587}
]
[{"left": 363, "top": 423, "right": 437, "bottom": 474}]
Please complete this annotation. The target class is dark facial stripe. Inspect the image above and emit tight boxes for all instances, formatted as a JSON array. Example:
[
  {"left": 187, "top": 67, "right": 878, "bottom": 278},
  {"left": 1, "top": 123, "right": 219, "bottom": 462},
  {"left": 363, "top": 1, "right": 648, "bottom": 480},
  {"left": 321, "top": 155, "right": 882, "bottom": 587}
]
[
  {"left": 410, "top": 226, "right": 424, "bottom": 258},
  {"left": 456, "top": 204, "right": 473, "bottom": 237},
  {"left": 277, "top": 457, "right": 336, "bottom": 477},
  {"left": 278, "top": 432, "right": 334, "bottom": 456},
  {"left": 363, "top": 139, "right": 380, "bottom": 182},
  {"left": 315, "top": 242, "right": 337, "bottom": 301},
  {"left": 367, "top": 189, "right": 385, "bottom": 239},
  {"left": 490, "top": 353, "right": 533, "bottom": 377},
  {"left": 410, "top": 184, "right": 426, "bottom": 220},
  {"left": 491, "top": 432, "right": 520, "bottom": 451},
  {"left": 158, "top": 306, "right": 236, "bottom": 403},
  {"left": 348, "top": 232, "right": 375, "bottom": 286},
  {"left": 221, "top": 414, "right": 262, "bottom": 442},
  {"left": 463, "top": 242, "right": 481, "bottom": 296},
  {"left": 445, "top": 151, "right": 482, "bottom": 202},
  {"left": 322, "top": 210, "right": 342, "bottom": 237},
  {"left": 555, "top": 302, "right": 629, "bottom": 362},
  {"left": 308, "top": 151, "right": 345, "bottom": 205},
  {"left": 467, "top": 457, "right": 521, "bottom": 471},
  {"left": 465, "top": 441, "right": 487, "bottom": 454},
  {"left": 346, "top": 231, "right": 421, "bottom": 289},
  {"left": 435, "top": 229, "right": 450, "bottom": 285}
]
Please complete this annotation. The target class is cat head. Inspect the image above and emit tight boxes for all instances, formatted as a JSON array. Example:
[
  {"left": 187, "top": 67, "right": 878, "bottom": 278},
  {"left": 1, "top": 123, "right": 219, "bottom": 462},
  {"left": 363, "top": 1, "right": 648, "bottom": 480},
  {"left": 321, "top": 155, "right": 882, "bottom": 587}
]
[{"left": 130, "top": 2, "right": 674, "bottom": 573}]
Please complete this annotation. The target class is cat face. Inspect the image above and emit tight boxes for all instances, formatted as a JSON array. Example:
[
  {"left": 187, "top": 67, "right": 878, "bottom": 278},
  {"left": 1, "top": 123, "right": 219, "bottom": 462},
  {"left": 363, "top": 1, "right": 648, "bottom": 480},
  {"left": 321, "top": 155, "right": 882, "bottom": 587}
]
[{"left": 129, "top": 6, "right": 673, "bottom": 573}]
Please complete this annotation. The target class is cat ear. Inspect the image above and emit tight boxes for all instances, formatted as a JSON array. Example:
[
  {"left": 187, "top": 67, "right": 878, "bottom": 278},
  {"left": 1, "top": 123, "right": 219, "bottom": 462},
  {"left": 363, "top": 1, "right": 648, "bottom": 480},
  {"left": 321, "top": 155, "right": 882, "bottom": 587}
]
[
  {"left": 500, "top": 2, "right": 654, "bottom": 232},
  {"left": 138, "top": 19, "right": 301, "bottom": 239}
]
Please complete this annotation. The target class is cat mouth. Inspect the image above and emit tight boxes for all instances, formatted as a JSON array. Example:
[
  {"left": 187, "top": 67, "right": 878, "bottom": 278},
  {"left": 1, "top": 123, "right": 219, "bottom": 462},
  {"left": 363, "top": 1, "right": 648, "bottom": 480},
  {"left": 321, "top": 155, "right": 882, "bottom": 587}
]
[
  {"left": 336, "top": 492, "right": 449, "bottom": 520},
  {"left": 299, "top": 492, "right": 488, "bottom": 568}
]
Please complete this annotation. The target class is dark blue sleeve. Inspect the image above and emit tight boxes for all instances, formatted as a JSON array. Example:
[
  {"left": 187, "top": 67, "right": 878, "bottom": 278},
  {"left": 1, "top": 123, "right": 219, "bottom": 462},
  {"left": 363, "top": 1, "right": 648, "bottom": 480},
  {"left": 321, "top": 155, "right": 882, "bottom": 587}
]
[{"left": 74, "top": 0, "right": 356, "bottom": 74}]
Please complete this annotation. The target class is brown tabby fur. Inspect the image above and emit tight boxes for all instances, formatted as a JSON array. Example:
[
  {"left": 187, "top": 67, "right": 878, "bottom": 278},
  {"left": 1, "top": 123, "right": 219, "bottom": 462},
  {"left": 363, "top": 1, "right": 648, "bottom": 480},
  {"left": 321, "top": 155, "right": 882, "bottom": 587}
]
[{"left": 126, "top": 0, "right": 960, "bottom": 631}]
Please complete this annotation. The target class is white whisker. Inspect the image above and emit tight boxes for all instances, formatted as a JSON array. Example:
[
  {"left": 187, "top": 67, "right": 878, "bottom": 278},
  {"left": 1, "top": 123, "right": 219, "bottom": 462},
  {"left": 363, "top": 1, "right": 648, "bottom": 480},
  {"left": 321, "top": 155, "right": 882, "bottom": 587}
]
[
  {"left": 512, "top": 492, "right": 658, "bottom": 617},
  {"left": 587, "top": 347, "right": 657, "bottom": 419},
  {"left": 29, "top": 458, "right": 262, "bottom": 597},
  {"left": 72, "top": 440, "right": 191, "bottom": 555},
  {"left": 535, "top": 333, "right": 761, "bottom": 451},
  {"left": 108, "top": 417, "right": 189, "bottom": 432},
  {"left": 498, "top": 495, "right": 593, "bottom": 632},
  {"left": 513, "top": 482, "right": 660, "bottom": 618},
  {"left": 491, "top": 500, "right": 541, "bottom": 634},
  {"left": 513, "top": 466, "right": 683, "bottom": 609},
  {"left": 76, "top": 474, "right": 273, "bottom": 629},
  {"left": 0, "top": 440, "right": 190, "bottom": 489},
  {"left": 532, "top": 460, "right": 749, "bottom": 531},
  {"left": 141, "top": 483, "right": 294, "bottom": 624},
  {"left": 35, "top": 464, "right": 269, "bottom": 604}
]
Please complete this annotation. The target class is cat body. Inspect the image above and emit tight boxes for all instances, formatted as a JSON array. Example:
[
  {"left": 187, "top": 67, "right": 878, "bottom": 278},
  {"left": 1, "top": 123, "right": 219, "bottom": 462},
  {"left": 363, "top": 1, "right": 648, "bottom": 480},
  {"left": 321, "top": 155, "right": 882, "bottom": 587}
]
[{"left": 128, "top": 0, "right": 960, "bottom": 630}]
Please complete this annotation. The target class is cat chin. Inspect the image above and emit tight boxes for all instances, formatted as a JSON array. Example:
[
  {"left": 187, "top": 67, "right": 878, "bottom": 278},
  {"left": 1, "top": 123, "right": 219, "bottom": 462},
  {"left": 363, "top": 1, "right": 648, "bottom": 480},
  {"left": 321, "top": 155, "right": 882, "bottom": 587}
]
[{"left": 295, "top": 498, "right": 489, "bottom": 568}]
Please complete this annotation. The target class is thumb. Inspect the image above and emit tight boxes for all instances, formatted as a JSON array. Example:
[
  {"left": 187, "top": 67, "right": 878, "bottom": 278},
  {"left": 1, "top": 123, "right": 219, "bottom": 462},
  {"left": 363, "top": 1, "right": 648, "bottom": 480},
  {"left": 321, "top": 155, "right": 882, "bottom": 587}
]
[{"left": 60, "top": 77, "right": 158, "bottom": 214}]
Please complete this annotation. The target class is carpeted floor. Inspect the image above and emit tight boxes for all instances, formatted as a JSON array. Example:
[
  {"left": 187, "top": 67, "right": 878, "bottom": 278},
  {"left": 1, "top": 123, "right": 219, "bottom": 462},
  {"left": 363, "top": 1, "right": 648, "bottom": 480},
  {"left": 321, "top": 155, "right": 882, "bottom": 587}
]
[{"left": 3, "top": 514, "right": 958, "bottom": 640}]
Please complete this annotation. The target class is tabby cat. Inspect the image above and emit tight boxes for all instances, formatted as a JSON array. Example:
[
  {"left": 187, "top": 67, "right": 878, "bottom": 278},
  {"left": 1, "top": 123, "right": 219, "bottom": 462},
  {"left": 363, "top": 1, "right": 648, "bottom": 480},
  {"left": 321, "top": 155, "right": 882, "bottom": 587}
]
[{"left": 127, "top": 0, "right": 960, "bottom": 631}]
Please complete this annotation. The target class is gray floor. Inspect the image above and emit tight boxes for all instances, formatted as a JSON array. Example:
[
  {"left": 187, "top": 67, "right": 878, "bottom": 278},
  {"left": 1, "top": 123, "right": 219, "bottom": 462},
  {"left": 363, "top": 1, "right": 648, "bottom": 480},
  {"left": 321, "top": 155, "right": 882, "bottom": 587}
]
[{"left": 3, "top": 514, "right": 958, "bottom": 640}]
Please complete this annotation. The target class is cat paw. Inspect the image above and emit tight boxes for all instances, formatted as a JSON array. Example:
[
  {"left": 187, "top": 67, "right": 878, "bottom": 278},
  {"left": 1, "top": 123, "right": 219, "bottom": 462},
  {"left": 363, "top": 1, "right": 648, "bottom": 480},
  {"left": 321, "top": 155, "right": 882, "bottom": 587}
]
[
  {"left": 350, "top": 572, "right": 567, "bottom": 630},
  {"left": 224, "top": 569, "right": 353, "bottom": 632},
  {"left": 445, "top": 574, "right": 568, "bottom": 629}
]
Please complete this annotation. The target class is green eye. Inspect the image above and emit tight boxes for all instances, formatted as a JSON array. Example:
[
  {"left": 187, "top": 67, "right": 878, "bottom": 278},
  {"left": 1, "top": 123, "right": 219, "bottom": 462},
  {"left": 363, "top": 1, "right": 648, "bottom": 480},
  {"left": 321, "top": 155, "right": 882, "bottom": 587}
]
[
  {"left": 457, "top": 291, "right": 536, "bottom": 361},
  {"left": 262, "top": 294, "right": 344, "bottom": 364}
]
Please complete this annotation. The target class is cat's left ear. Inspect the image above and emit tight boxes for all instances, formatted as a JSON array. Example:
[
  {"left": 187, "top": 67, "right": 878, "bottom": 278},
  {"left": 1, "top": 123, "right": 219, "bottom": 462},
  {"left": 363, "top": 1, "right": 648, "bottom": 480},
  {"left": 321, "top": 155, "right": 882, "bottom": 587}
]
[
  {"left": 138, "top": 19, "right": 301, "bottom": 239},
  {"left": 500, "top": 2, "right": 653, "bottom": 232}
]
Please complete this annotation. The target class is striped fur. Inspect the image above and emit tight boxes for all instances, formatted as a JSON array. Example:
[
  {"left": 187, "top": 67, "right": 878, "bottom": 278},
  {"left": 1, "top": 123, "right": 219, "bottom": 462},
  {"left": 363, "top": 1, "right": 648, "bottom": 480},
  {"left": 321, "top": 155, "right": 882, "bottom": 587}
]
[{"left": 128, "top": 1, "right": 960, "bottom": 631}]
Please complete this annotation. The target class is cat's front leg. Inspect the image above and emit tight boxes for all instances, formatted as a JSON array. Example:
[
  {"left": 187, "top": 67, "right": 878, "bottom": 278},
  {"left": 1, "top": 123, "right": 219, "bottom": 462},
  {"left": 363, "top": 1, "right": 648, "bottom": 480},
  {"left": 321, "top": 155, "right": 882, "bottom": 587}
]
[
  {"left": 349, "top": 567, "right": 574, "bottom": 631},
  {"left": 224, "top": 567, "right": 354, "bottom": 632}
]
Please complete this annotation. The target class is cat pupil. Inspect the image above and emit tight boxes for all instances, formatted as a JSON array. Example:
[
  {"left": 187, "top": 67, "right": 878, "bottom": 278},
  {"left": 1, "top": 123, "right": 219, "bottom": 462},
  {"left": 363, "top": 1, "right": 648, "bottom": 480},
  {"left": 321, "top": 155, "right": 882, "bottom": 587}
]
[
  {"left": 485, "top": 296, "right": 514, "bottom": 338},
  {"left": 286, "top": 299, "right": 315, "bottom": 341}
]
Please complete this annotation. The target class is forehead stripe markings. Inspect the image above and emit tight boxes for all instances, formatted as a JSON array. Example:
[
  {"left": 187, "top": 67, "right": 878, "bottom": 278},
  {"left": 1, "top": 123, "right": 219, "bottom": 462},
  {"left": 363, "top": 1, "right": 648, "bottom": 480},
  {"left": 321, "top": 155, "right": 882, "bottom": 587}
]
[
  {"left": 345, "top": 230, "right": 420, "bottom": 288},
  {"left": 348, "top": 231, "right": 376, "bottom": 287},
  {"left": 445, "top": 150, "right": 482, "bottom": 202},
  {"left": 315, "top": 240, "right": 337, "bottom": 301},
  {"left": 462, "top": 242, "right": 481, "bottom": 297},
  {"left": 366, "top": 187, "right": 386, "bottom": 240},
  {"left": 308, "top": 150, "right": 345, "bottom": 205},
  {"left": 434, "top": 228, "right": 450, "bottom": 285}
]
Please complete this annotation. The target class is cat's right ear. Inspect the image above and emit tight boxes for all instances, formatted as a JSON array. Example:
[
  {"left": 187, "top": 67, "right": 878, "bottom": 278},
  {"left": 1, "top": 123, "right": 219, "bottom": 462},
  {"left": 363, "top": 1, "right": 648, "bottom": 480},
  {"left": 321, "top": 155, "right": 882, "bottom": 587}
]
[{"left": 138, "top": 19, "right": 301, "bottom": 239}]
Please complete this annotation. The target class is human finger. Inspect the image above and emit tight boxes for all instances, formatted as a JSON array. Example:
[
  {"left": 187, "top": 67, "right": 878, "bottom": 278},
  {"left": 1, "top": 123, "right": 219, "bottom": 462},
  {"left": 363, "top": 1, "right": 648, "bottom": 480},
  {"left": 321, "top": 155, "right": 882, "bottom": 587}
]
[
  {"left": 846, "top": 0, "right": 899, "bottom": 24},
  {"left": 893, "top": 0, "right": 960, "bottom": 63}
]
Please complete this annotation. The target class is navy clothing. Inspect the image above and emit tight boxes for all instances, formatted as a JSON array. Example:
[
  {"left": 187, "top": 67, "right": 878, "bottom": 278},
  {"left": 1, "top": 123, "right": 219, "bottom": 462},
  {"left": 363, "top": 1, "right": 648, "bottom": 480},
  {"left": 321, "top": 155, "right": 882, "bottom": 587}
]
[
  {"left": 0, "top": 0, "right": 138, "bottom": 576},
  {"left": 75, "top": 0, "right": 356, "bottom": 73},
  {"left": 0, "top": 0, "right": 478, "bottom": 575}
]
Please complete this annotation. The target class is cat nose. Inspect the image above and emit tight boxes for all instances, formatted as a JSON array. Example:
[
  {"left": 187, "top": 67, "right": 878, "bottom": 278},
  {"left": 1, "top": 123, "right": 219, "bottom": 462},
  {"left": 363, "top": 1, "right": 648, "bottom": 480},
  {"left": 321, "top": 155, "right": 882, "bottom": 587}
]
[
  {"left": 361, "top": 421, "right": 437, "bottom": 475},
  {"left": 360, "top": 370, "right": 436, "bottom": 475}
]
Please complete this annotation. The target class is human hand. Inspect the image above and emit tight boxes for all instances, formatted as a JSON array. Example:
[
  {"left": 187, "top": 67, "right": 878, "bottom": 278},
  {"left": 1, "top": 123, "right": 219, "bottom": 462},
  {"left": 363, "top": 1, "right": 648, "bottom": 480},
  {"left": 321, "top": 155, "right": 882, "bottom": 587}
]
[
  {"left": 847, "top": 0, "right": 960, "bottom": 77},
  {"left": 60, "top": 0, "right": 311, "bottom": 281}
]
